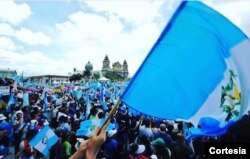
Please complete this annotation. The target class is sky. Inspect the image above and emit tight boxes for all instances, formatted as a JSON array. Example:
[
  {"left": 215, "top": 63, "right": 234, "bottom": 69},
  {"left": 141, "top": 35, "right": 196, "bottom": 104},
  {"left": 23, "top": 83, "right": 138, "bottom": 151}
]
[{"left": 0, "top": 0, "right": 250, "bottom": 77}]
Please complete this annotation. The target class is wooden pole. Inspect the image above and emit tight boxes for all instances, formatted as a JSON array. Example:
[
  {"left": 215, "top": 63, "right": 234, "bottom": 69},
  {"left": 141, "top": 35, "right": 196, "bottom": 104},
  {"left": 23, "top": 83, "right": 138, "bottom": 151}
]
[{"left": 98, "top": 98, "right": 121, "bottom": 135}]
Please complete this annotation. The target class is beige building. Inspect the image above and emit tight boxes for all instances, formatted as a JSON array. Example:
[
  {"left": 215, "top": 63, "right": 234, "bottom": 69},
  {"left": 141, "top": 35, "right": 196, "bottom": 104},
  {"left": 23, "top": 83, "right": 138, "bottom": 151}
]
[
  {"left": 112, "top": 62, "right": 122, "bottom": 72},
  {"left": 27, "top": 75, "right": 70, "bottom": 84},
  {"left": 101, "top": 55, "right": 129, "bottom": 78}
]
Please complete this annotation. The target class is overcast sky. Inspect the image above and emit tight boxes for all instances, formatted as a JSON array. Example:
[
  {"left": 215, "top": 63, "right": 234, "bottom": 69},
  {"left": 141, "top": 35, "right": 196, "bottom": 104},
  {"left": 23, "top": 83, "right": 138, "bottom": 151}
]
[{"left": 0, "top": 0, "right": 249, "bottom": 77}]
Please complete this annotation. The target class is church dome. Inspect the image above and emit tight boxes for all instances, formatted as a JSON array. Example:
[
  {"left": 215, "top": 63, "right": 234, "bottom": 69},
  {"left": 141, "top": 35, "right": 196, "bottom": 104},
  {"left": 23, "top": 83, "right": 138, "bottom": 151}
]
[{"left": 85, "top": 61, "right": 93, "bottom": 71}]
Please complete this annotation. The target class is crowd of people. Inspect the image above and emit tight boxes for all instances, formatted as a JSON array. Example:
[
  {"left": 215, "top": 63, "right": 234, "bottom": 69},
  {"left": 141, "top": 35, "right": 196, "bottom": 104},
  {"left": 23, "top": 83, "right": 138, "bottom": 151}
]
[{"left": 0, "top": 77, "right": 250, "bottom": 159}]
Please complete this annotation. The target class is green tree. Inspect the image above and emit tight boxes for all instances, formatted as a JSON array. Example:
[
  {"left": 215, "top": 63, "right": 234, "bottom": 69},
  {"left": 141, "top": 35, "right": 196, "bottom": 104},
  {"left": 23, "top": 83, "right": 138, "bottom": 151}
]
[
  {"left": 69, "top": 73, "right": 82, "bottom": 82},
  {"left": 92, "top": 72, "right": 100, "bottom": 80},
  {"left": 83, "top": 70, "right": 91, "bottom": 78},
  {"left": 104, "top": 71, "right": 124, "bottom": 82}
]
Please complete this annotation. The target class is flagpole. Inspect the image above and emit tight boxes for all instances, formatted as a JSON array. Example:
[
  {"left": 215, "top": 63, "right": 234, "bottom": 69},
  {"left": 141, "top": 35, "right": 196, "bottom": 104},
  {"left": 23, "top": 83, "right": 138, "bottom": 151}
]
[{"left": 98, "top": 98, "right": 121, "bottom": 135}]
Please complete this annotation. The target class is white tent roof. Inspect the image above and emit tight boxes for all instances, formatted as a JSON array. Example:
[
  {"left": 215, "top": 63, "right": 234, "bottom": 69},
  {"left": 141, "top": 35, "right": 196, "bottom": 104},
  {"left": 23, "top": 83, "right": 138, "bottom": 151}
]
[{"left": 99, "top": 77, "right": 110, "bottom": 81}]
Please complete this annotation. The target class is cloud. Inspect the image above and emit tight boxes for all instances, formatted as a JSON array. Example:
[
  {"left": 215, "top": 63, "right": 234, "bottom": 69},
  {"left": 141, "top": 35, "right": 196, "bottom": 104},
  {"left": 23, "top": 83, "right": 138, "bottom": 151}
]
[
  {"left": 0, "top": 48, "right": 71, "bottom": 76},
  {"left": 0, "top": 36, "right": 16, "bottom": 51},
  {"left": 1, "top": 0, "right": 249, "bottom": 77},
  {"left": 54, "top": 1, "right": 178, "bottom": 76},
  {"left": 15, "top": 28, "right": 52, "bottom": 46},
  {"left": 204, "top": 0, "right": 250, "bottom": 37},
  {"left": 84, "top": 0, "right": 164, "bottom": 25},
  {"left": 0, "top": 23, "right": 51, "bottom": 46},
  {"left": 0, "top": 1, "right": 31, "bottom": 25},
  {"left": 0, "top": 23, "right": 15, "bottom": 36}
]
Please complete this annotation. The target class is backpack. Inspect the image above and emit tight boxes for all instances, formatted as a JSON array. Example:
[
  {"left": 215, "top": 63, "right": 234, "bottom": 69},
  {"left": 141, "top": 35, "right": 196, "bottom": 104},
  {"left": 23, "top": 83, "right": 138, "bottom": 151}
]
[{"left": 23, "top": 140, "right": 33, "bottom": 157}]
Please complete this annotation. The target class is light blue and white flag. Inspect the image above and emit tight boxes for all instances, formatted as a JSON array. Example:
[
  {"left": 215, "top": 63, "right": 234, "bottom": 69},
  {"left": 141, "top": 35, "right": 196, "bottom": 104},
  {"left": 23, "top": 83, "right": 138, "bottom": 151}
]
[
  {"left": 121, "top": 1, "right": 250, "bottom": 138},
  {"left": 75, "top": 89, "right": 83, "bottom": 100},
  {"left": 22, "top": 92, "right": 29, "bottom": 107},
  {"left": 100, "top": 84, "right": 108, "bottom": 111},
  {"left": 13, "top": 75, "right": 22, "bottom": 86},
  {"left": 84, "top": 92, "right": 91, "bottom": 118},
  {"left": 29, "top": 125, "right": 59, "bottom": 156},
  {"left": 43, "top": 92, "right": 48, "bottom": 111},
  {"left": 7, "top": 92, "right": 15, "bottom": 113},
  {"left": 76, "top": 119, "right": 115, "bottom": 137}
]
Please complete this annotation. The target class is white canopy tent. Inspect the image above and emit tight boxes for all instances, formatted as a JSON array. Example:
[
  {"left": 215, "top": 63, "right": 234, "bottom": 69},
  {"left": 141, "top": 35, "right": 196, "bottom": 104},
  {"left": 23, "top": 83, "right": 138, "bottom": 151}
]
[{"left": 98, "top": 77, "right": 110, "bottom": 82}]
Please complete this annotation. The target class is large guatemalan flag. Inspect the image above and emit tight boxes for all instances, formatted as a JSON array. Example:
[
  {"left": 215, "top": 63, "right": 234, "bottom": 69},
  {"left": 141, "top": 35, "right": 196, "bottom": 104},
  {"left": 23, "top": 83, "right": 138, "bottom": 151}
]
[
  {"left": 29, "top": 125, "right": 59, "bottom": 156},
  {"left": 121, "top": 1, "right": 250, "bottom": 139}
]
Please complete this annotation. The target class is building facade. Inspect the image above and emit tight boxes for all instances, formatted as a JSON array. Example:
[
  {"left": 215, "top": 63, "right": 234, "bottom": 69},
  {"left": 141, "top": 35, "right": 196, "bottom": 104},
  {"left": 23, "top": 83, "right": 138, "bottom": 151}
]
[
  {"left": 68, "top": 55, "right": 129, "bottom": 80},
  {"left": 101, "top": 55, "right": 129, "bottom": 79},
  {"left": 27, "top": 75, "right": 70, "bottom": 84},
  {"left": 0, "top": 69, "right": 17, "bottom": 79}
]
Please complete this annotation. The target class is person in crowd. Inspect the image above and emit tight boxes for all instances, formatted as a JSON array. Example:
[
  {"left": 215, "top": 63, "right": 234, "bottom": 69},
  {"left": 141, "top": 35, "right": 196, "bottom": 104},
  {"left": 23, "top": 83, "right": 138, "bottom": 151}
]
[
  {"left": 49, "top": 128, "right": 63, "bottom": 159},
  {"left": 137, "top": 135, "right": 154, "bottom": 157},
  {"left": 167, "top": 124, "right": 175, "bottom": 140},
  {"left": 139, "top": 117, "right": 154, "bottom": 141},
  {"left": 16, "top": 131, "right": 36, "bottom": 159},
  {"left": 154, "top": 123, "right": 173, "bottom": 147},
  {"left": 129, "top": 143, "right": 147, "bottom": 159},
  {"left": 0, "top": 114, "right": 12, "bottom": 156},
  {"left": 58, "top": 116, "right": 71, "bottom": 133},
  {"left": 129, "top": 117, "right": 140, "bottom": 143},
  {"left": 169, "top": 133, "right": 194, "bottom": 159},
  {"left": 59, "top": 131, "right": 72, "bottom": 159},
  {"left": 104, "top": 129, "right": 118, "bottom": 159},
  {"left": 152, "top": 138, "right": 171, "bottom": 159},
  {"left": 150, "top": 120, "right": 159, "bottom": 135},
  {"left": 13, "top": 111, "right": 24, "bottom": 155}
]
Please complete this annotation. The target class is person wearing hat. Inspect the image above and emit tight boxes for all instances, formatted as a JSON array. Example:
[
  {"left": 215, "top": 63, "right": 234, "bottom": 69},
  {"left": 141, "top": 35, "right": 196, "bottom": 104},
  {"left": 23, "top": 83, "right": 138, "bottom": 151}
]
[
  {"left": 151, "top": 138, "right": 171, "bottom": 159},
  {"left": 0, "top": 114, "right": 11, "bottom": 156},
  {"left": 149, "top": 154, "right": 158, "bottom": 159},
  {"left": 154, "top": 123, "right": 173, "bottom": 147},
  {"left": 129, "top": 143, "right": 147, "bottom": 159}
]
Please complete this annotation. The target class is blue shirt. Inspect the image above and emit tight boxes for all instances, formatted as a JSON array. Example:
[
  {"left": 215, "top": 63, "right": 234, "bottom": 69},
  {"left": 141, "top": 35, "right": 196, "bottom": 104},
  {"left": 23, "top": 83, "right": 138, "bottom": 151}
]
[
  {"left": 0, "top": 120, "right": 12, "bottom": 137},
  {"left": 104, "top": 138, "right": 118, "bottom": 158}
]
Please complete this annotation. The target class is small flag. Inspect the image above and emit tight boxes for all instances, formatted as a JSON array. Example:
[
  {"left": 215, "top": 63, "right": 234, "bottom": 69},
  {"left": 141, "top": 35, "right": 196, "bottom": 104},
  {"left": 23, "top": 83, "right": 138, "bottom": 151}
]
[
  {"left": 84, "top": 92, "right": 91, "bottom": 118},
  {"left": 7, "top": 92, "right": 15, "bottom": 113},
  {"left": 75, "top": 89, "right": 83, "bottom": 100},
  {"left": 29, "top": 125, "right": 59, "bottom": 156},
  {"left": 22, "top": 92, "right": 29, "bottom": 107},
  {"left": 76, "top": 119, "right": 115, "bottom": 137},
  {"left": 100, "top": 84, "right": 108, "bottom": 111},
  {"left": 43, "top": 92, "right": 48, "bottom": 111}
]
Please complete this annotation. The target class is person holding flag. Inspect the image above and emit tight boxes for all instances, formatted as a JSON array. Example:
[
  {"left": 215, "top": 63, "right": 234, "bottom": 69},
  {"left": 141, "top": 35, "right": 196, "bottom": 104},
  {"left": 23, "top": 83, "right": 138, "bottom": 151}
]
[{"left": 69, "top": 119, "right": 110, "bottom": 159}]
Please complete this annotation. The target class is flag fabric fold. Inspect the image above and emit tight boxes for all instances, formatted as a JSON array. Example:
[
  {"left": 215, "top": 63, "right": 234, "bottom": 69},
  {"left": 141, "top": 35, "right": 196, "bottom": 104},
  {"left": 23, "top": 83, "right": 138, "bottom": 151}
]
[{"left": 121, "top": 1, "right": 250, "bottom": 138}]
